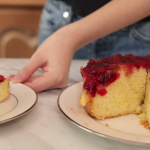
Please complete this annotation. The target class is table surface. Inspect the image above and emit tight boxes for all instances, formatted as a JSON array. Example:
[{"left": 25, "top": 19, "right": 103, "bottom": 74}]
[{"left": 0, "top": 58, "right": 150, "bottom": 150}]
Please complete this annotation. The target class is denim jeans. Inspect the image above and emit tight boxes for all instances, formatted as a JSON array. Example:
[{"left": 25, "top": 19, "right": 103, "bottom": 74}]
[{"left": 39, "top": 0, "right": 150, "bottom": 59}]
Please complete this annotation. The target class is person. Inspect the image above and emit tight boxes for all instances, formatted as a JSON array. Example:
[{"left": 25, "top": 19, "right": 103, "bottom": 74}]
[{"left": 8, "top": 0, "right": 150, "bottom": 93}]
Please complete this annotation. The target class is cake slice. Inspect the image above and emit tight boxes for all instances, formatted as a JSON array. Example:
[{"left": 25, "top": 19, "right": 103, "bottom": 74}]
[
  {"left": 80, "top": 54, "right": 150, "bottom": 127},
  {"left": 0, "top": 75, "right": 10, "bottom": 103}
]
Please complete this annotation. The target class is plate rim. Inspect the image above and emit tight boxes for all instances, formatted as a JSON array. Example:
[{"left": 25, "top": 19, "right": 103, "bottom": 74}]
[
  {"left": 0, "top": 82, "right": 38, "bottom": 124},
  {"left": 57, "top": 82, "right": 150, "bottom": 147}
]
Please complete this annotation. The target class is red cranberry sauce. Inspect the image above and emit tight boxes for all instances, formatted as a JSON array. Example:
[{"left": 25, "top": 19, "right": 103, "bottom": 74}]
[
  {"left": 81, "top": 54, "right": 150, "bottom": 97},
  {"left": 0, "top": 75, "right": 5, "bottom": 82}
]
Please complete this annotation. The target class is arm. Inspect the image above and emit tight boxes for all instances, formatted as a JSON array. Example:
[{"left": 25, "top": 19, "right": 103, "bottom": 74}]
[
  {"left": 64, "top": 0, "right": 150, "bottom": 50},
  {"left": 8, "top": 0, "right": 150, "bottom": 92}
]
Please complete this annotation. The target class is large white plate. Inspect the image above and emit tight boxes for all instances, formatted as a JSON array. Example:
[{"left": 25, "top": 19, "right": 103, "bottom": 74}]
[
  {"left": 0, "top": 82, "right": 37, "bottom": 123},
  {"left": 58, "top": 82, "right": 150, "bottom": 146}
]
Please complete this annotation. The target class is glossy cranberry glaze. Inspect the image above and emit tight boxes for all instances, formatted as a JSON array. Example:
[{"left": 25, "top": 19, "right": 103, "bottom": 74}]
[
  {"left": 81, "top": 54, "right": 150, "bottom": 97},
  {"left": 0, "top": 75, "right": 5, "bottom": 82},
  {"left": 97, "top": 88, "right": 107, "bottom": 96}
]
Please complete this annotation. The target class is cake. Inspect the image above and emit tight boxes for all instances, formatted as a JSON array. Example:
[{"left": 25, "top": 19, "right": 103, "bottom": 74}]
[
  {"left": 80, "top": 54, "right": 150, "bottom": 128},
  {"left": 0, "top": 75, "right": 10, "bottom": 103}
]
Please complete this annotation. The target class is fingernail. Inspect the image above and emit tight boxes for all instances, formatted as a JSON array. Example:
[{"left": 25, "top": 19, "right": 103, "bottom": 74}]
[{"left": 12, "top": 74, "right": 21, "bottom": 83}]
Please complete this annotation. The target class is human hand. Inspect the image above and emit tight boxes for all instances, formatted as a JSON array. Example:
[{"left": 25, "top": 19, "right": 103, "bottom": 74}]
[{"left": 7, "top": 28, "right": 76, "bottom": 92}]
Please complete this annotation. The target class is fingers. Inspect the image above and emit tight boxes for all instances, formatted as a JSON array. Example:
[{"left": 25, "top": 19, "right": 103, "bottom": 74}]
[
  {"left": 7, "top": 75, "right": 15, "bottom": 80},
  {"left": 11, "top": 57, "right": 42, "bottom": 83},
  {"left": 23, "top": 73, "right": 67, "bottom": 93},
  {"left": 24, "top": 76, "right": 51, "bottom": 93},
  {"left": 7, "top": 74, "right": 53, "bottom": 92},
  {"left": 8, "top": 72, "right": 67, "bottom": 93},
  {"left": 8, "top": 75, "right": 52, "bottom": 92}
]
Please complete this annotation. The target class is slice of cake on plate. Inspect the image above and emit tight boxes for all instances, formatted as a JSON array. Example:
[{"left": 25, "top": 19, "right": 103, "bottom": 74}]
[{"left": 80, "top": 54, "right": 150, "bottom": 128}]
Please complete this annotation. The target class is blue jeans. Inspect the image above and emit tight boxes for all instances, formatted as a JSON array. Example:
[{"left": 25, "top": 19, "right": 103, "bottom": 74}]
[{"left": 39, "top": 0, "right": 150, "bottom": 59}]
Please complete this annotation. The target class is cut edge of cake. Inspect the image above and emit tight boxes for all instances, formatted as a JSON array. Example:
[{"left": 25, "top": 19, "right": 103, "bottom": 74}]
[
  {"left": 138, "top": 70, "right": 150, "bottom": 129},
  {"left": 0, "top": 78, "right": 10, "bottom": 103}
]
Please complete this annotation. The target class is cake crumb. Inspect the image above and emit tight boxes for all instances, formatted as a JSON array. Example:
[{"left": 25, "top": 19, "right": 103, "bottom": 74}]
[
  {"left": 106, "top": 123, "right": 109, "bottom": 126},
  {"left": 140, "top": 120, "right": 149, "bottom": 128}
]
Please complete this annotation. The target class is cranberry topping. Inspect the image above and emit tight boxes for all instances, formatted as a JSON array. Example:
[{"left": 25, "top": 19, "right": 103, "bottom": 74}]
[
  {"left": 97, "top": 88, "right": 107, "bottom": 96},
  {"left": 84, "top": 78, "right": 96, "bottom": 97},
  {"left": 81, "top": 54, "right": 150, "bottom": 97},
  {"left": 0, "top": 75, "right": 5, "bottom": 82},
  {"left": 98, "top": 72, "right": 120, "bottom": 86}
]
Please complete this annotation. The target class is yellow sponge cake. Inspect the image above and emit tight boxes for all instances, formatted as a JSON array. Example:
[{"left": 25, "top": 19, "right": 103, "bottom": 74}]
[
  {"left": 0, "top": 75, "right": 10, "bottom": 103},
  {"left": 80, "top": 54, "right": 150, "bottom": 128},
  {"left": 139, "top": 71, "right": 150, "bottom": 128}
]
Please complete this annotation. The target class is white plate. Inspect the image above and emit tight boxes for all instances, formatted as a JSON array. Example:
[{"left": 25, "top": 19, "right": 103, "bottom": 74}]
[
  {"left": 58, "top": 82, "right": 150, "bottom": 146},
  {"left": 0, "top": 82, "right": 37, "bottom": 123}
]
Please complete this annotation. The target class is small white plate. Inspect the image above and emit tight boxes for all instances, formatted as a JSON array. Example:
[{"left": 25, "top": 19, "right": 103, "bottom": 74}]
[
  {"left": 0, "top": 82, "right": 37, "bottom": 123},
  {"left": 58, "top": 82, "right": 150, "bottom": 146}
]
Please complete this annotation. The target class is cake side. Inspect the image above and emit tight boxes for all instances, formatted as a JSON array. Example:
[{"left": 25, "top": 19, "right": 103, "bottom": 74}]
[
  {"left": 80, "top": 54, "right": 150, "bottom": 121},
  {"left": 139, "top": 70, "right": 150, "bottom": 128},
  {"left": 84, "top": 67, "right": 146, "bottom": 119},
  {"left": 0, "top": 78, "right": 10, "bottom": 103}
]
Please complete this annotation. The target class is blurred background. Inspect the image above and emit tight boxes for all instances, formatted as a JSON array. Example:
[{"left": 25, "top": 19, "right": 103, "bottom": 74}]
[{"left": 0, "top": 0, "right": 46, "bottom": 58}]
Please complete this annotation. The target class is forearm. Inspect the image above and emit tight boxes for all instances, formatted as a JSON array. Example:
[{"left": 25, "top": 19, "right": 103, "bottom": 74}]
[{"left": 59, "top": 0, "right": 150, "bottom": 52}]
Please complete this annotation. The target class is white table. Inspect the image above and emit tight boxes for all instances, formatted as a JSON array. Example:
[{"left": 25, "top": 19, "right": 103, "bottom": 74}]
[{"left": 0, "top": 58, "right": 149, "bottom": 150}]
